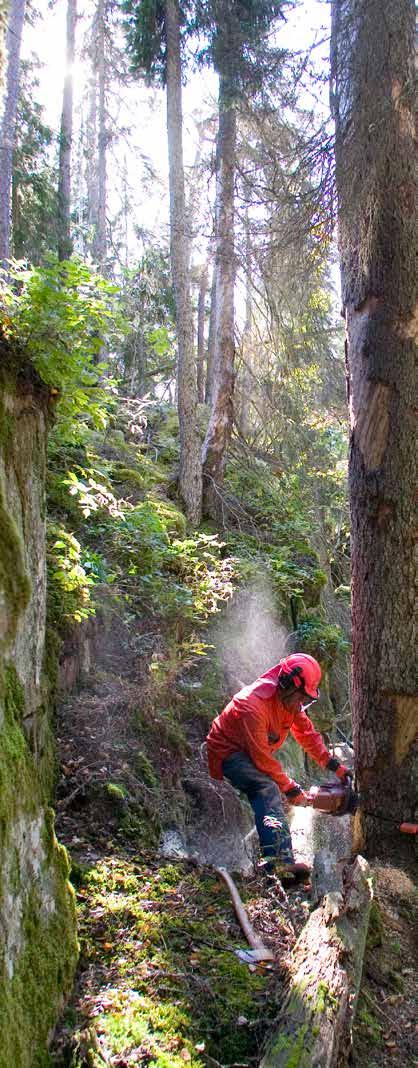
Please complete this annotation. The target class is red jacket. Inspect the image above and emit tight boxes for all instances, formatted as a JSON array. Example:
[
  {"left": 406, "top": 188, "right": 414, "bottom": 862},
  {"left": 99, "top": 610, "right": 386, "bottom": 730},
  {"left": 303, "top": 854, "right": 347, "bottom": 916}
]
[{"left": 206, "top": 684, "right": 332, "bottom": 794}]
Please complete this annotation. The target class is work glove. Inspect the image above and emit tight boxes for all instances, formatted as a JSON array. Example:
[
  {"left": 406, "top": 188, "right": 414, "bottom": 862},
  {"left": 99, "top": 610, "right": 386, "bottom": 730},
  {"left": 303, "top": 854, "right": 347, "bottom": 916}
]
[
  {"left": 284, "top": 785, "right": 309, "bottom": 807},
  {"left": 326, "top": 757, "right": 353, "bottom": 785}
]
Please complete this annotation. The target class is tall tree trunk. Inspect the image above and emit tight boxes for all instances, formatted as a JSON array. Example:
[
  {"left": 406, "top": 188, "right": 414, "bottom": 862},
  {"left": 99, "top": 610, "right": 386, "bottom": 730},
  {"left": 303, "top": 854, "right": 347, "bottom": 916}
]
[
  {"left": 205, "top": 261, "right": 217, "bottom": 404},
  {"left": 165, "top": 0, "right": 202, "bottom": 525},
  {"left": 0, "top": 0, "right": 9, "bottom": 104},
  {"left": 331, "top": 0, "right": 417, "bottom": 855},
  {"left": 238, "top": 213, "right": 253, "bottom": 438},
  {"left": 57, "top": 0, "right": 77, "bottom": 261},
  {"left": 196, "top": 262, "right": 208, "bottom": 402},
  {"left": 92, "top": 0, "right": 107, "bottom": 270},
  {"left": 202, "top": 72, "right": 236, "bottom": 517},
  {"left": 86, "top": 65, "right": 98, "bottom": 255},
  {"left": 0, "top": 0, "right": 26, "bottom": 264}
]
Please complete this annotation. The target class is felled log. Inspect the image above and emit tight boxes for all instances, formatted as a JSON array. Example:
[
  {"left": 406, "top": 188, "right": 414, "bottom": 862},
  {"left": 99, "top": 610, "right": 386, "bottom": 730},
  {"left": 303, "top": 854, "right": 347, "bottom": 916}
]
[{"left": 259, "top": 854, "right": 372, "bottom": 1068}]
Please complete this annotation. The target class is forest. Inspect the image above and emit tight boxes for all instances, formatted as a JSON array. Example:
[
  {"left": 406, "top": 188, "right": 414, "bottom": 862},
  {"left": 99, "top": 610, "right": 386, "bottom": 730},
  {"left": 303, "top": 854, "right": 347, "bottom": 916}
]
[{"left": 0, "top": 0, "right": 416, "bottom": 1066}]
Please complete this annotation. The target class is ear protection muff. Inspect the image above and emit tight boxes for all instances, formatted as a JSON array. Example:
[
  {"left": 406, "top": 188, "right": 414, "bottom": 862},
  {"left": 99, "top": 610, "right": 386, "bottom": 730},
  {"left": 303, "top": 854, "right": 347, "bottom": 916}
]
[{"left": 277, "top": 666, "right": 304, "bottom": 692}]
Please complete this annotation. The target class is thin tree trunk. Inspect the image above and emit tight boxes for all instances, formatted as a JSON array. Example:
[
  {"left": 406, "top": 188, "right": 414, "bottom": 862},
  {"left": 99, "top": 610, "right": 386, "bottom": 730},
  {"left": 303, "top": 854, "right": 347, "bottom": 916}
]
[
  {"left": 196, "top": 262, "right": 208, "bottom": 403},
  {"left": 239, "top": 213, "right": 253, "bottom": 438},
  {"left": 93, "top": 0, "right": 107, "bottom": 270},
  {"left": 331, "top": 0, "right": 417, "bottom": 855},
  {"left": 205, "top": 261, "right": 217, "bottom": 404},
  {"left": 86, "top": 65, "right": 98, "bottom": 254},
  {"left": 202, "top": 72, "right": 236, "bottom": 517},
  {"left": 165, "top": 0, "right": 202, "bottom": 526},
  {"left": 0, "top": 0, "right": 26, "bottom": 264},
  {"left": 57, "top": 0, "right": 77, "bottom": 261}
]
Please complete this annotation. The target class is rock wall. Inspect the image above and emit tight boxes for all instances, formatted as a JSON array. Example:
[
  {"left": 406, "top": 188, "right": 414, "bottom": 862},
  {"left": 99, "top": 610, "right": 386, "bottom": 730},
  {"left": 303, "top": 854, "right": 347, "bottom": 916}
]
[{"left": 0, "top": 351, "right": 77, "bottom": 1068}]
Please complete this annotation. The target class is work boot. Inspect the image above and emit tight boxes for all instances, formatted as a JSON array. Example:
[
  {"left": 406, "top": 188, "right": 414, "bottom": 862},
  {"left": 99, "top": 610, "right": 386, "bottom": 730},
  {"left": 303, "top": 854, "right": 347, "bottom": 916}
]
[{"left": 278, "top": 862, "right": 311, "bottom": 885}]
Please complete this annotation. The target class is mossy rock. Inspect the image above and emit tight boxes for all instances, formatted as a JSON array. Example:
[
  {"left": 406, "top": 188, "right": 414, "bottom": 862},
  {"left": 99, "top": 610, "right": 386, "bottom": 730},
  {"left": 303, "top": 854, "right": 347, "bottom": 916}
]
[
  {"left": 147, "top": 495, "right": 187, "bottom": 537},
  {"left": 110, "top": 464, "right": 145, "bottom": 488}
]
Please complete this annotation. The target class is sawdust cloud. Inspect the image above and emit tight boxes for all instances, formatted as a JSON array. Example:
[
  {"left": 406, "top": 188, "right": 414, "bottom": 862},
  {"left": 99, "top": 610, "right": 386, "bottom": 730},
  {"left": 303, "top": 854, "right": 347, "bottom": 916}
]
[{"left": 213, "top": 578, "right": 290, "bottom": 696}]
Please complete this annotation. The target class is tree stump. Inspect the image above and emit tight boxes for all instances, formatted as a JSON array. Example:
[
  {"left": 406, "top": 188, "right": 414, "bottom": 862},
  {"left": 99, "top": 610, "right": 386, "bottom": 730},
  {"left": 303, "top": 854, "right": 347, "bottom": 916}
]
[{"left": 260, "top": 855, "right": 372, "bottom": 1068}]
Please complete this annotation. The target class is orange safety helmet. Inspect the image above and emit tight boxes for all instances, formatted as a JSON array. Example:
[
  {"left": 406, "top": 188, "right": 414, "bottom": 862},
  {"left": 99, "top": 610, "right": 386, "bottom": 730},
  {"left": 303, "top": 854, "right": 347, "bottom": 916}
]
[{"left": 278, "top": 653, "right": 321, "bottom": 700}]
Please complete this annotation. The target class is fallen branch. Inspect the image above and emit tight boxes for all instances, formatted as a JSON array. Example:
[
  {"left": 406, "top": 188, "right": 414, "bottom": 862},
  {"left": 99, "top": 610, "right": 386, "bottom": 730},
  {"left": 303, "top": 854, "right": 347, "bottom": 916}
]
[{"left": 215, "top": 867, "right": 274, "bottom": 963}]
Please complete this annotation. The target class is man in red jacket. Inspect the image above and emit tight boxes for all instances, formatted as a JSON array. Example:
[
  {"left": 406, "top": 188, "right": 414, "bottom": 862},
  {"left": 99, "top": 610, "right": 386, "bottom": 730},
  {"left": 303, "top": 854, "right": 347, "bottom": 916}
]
[{"left": 206, "top": 653, "right": 351, "bottom": 882}]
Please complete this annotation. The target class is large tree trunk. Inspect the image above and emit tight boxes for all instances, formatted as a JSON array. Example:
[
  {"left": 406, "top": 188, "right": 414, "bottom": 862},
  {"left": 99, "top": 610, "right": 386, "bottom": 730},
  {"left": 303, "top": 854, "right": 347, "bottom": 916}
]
[
  {"left": 57, "top": 0, "right": 77, "bottom": 261},
  {"left": 165, "top": 0, "right": 202, "bottom": 526},
  {"left": 0, "top": 1, "right": 9, "bottom": 104},
  {"left": 202, "top": 71, "right": 236, "bottom": 517},
  {"left": 331, "top": 0, "right": 417, "bottom": 855},
  {"left": 0, "top": 0, "right": 26, "bottom": 264}
]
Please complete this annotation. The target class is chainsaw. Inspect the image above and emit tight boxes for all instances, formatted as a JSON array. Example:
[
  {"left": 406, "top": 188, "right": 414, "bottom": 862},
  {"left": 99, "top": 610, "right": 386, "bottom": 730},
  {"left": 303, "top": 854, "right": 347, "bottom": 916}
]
[
  {"left": 306, "top": 780, "right": 358, "bottom": 816},
  {"left": 306, "top": 781, "right": 418, "bottom": 834}
]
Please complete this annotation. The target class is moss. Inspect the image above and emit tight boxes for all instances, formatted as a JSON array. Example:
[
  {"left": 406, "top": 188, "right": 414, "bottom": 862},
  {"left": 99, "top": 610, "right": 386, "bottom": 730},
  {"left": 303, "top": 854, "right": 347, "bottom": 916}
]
[
  {"left": 315, "top": 980, "right": 338, "bottom": 1014},
  {"left": 268, "top": 1024, "right": 310, "bottom": 1067},
  {"left": 357, "top": 998, "right": 382, "bottom": 1044},
  {"left": 147, "top": 495, "right": 187, "bottom": 537},
  {"left": 367, "top": 901, "right": 383, "bottom": 949},
  {"left": 135, "top": 750, "right": 158, "bottom": 788},
  {"left": 0, "top": 475, "right": 32, "bottom": 649},
  {"left": 106, "top": 782, "right": 129, "bottom": 803},
  {"left": 0, "top": 707, "right": 77, "bottom": 1067},
  {"left": 110, "top": 465, "right": 145, "bottom": 488},
  {"left": 0, "top": 667, "right": 36, "bottom": 854},
  {"left": 0, "top": 394, "right": 14, "bottom": 458},
  {"left": 4, "top": 663, "right": 25, "bottom": 721},
  {"left": 0, "top": 874, "right": 77, "bottom": 1068},
  {"left": 56, "top": 858, "right": 282, "bottom": 1067}
]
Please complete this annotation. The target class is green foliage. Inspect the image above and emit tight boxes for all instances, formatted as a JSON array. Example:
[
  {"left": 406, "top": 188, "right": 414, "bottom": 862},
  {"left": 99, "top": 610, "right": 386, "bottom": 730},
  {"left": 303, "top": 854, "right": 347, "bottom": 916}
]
[
  {"left": 123, "top": 0, "right": 167, "bottom": 84},
  {"left": 294, "top": 611, "right": 349, "bottom": 667},
  {"left": 194, "top": 0, "right": 287, "bottom": 90},
  {"left": 46, "top": 523, "right": 99, "bottom": 626},
  {"left": 12, "top": 59, "right": 59, "bottom": 263},
  {"left": 0, "top": 258, "right": 125, "bottom": 440},
  {"left": 118, "top": 252, "right": 176, "bottom": 393}
]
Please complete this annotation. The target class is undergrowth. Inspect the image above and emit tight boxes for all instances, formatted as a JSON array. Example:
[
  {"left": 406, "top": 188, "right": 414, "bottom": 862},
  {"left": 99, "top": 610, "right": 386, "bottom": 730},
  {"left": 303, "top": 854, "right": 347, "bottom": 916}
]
[{"left": 50, "top": 855, "right": 284, "bottom": 1068}]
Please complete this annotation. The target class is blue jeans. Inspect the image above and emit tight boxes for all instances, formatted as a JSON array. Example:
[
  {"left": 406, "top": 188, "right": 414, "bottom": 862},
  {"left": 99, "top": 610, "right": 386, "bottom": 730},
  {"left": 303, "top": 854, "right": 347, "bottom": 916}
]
[{"left": 222, "top": 751, "right": 294, "bottom": 865}]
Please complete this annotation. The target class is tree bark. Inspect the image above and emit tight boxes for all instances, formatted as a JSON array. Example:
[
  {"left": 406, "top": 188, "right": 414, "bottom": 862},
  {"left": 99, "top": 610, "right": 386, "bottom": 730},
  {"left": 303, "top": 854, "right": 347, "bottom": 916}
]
[
  {"left": 0, "top": 0, "right": 26, "bottom": 264},
  {"left": 165, "top": 0, "right": 202, "bottom": 526},
  {"left": 0, "top": 2, "right": 8, "bottom": 104},
  {"left": 238, "top": 212, "right": 253, "bottom": 438},
  {"left": 330, "top": 0, "right": 417, "bottom": 855},
  {"left": 92, "top": 0, "right": 107, "bottom": 270},
  {"left": 196, "top": 262, "right": 208, "bottom": 403},
  {"left": 260, "top": 855, "right": 373, "bottom": 1068},
  {"left": 86, "top": 64, "right": 98, "bottom": 256},
  {"left": 205, "top": 261, "right": 217, "bottom": 405},
  {"left": 202, "top": 72, "right": 236, "bottom": 517},
  {"left": 57, "top": 0, "right": 77, "bottom": 261}
]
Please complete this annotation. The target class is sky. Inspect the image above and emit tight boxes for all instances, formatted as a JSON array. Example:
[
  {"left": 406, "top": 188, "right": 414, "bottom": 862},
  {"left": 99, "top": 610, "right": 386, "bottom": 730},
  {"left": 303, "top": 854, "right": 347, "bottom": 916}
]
[{"left": 19, "top": 0, "right": 333, "bottom": 271}]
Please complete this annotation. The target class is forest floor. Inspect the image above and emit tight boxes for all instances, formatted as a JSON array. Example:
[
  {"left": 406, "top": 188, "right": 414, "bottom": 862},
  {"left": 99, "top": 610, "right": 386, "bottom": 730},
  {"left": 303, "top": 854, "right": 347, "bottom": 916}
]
[
  {"left": 49, "top": 621, "right": 310, "bottom": 1068},
  {"left": 49, "top": 623, "right": 418, "bottom": 1068}
]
